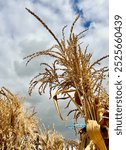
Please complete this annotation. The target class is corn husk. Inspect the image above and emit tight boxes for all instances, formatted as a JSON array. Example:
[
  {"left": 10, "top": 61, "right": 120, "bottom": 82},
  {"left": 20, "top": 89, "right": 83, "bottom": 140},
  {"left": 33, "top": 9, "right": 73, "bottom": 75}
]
[{"left": 87, "top": 120, "right": 107, "bottom": 150}]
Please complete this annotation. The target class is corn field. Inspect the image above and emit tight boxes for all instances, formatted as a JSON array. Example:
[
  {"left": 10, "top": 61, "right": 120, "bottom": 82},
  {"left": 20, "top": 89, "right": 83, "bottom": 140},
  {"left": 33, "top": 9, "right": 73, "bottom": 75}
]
[{"left": 0, "top": 8, "right": 109, "bottom": 150}]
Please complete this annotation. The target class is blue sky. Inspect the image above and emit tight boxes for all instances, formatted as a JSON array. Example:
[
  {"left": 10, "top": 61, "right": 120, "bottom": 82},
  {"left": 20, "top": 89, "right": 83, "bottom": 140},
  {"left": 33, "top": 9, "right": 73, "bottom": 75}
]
[{"left": 0, "top": 0, "right": 108, "bottom": 139}]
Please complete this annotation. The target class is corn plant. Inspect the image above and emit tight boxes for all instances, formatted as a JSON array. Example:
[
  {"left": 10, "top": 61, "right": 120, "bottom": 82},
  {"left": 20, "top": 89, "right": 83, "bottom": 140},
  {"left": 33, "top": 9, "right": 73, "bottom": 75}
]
[
  {"left": 0, "top": 87, "right": 78, "bottom": 150},
  {"left": 25, "top": 8, "right": 109, "bottom": 150}
]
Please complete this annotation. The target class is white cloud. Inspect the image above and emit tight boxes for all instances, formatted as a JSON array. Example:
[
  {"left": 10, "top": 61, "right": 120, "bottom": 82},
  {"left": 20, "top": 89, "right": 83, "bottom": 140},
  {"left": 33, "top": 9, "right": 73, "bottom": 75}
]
[{"left": 78, "top": 0, "right": 109, "bottom": 24}]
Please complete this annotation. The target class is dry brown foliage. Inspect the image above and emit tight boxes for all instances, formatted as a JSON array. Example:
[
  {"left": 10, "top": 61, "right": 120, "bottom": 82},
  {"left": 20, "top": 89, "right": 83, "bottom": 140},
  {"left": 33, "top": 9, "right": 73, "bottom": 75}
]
[
  {"left": 24, "top": 8, "right": 109, "bottom": 150},
  {"left": 25, "top": 8, "right": 109, "bottom": 122},
  {"left": 0, "top": 87, "right": 80, "bottom": 150},
  {"left": 40, "top": 128, "right": 64, "bottom": 150},
  {"left": 0, "top": 87, "right": 39, "bottom": 149}
]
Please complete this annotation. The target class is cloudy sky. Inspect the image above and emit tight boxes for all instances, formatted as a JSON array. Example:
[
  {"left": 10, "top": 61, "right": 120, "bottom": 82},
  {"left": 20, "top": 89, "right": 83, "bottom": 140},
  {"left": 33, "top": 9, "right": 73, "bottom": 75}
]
[{"left": 0, "top": 0, "right": 108, "bottom": 139}]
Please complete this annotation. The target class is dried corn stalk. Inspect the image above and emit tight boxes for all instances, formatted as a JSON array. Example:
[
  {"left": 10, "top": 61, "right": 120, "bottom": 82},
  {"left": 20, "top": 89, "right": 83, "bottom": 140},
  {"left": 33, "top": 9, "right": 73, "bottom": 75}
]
[
  {"left": 40, "top": 127, "right": 65, "bottom": 150},
  {"left": 0, "top": 87, "right": 40, "bottom": 149},
  {"left": 25, "top": 8, "right": 109, "bottom": 150},
  {"left": 0, "top": 87, "right": 79, "bottom": 150}
]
